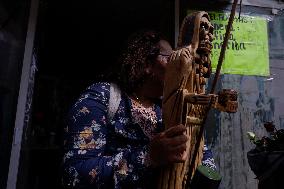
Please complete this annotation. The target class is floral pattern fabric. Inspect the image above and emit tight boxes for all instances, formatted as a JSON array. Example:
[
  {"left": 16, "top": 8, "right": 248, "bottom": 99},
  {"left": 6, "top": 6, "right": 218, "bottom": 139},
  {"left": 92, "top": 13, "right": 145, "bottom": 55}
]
[{"left": 62, "top": 82, "right": 216, "bottom": 189}]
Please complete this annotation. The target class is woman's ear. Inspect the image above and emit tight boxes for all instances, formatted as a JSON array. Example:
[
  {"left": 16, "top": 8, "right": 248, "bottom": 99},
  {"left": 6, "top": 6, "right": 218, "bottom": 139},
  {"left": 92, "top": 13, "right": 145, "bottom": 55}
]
[{"left": 145, "top": 59, "right": 155, "bottom": 75}]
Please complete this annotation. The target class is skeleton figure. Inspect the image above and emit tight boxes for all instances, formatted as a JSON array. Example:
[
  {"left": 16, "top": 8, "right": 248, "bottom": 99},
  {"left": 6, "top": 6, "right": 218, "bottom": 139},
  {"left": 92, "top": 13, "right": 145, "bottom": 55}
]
[{"left": 158, "top": 11, "right": 238, "bottom": 189}]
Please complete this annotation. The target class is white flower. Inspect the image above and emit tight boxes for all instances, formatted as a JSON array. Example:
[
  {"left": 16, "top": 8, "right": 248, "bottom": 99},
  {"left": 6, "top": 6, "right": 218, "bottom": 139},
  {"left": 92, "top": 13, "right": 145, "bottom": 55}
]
[
  {"left": 132, "top": 174, "right": 139, "bottom": 181},
  {"left": 137, "top": 151, "right": 146, "bottom": 165},
  {"left": 78, "top": 150, "right": 87, "bottom": 154},
  {"left": 63, "top": 151, "right": 74, "bottom": 162},
  {"left": 247, "top": 131, "right": 256, "bottom": 141},
  {"left": 76, "top": 94, "right": 89, "bottom": 104},
  {"left": 91, "top": 120, "right": 101, "bottom": 131},
  {"left": 119, "top": 117, "right": 129, "bottom": 124},
  {"left": 106, "top": 161, "right": 113, "bottom": 166},
  {"left": 202, "top": 158, "right": 217, "bottom": 170},
  {"left": 114, "top": 152, "right": 123, "bottom": 166},
  {"left": 95, "top": 137, "right": 106, "bottom": 149},
  {"left": 128, "top": 164, "right": 133, "bottom": 173}
]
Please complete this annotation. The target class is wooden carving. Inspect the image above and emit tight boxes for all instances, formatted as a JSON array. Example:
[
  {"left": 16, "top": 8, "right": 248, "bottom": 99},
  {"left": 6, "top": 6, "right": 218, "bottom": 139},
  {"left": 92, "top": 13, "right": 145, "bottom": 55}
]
[{"left": 158, "top": 11, "right": 238, "bottom": 189}]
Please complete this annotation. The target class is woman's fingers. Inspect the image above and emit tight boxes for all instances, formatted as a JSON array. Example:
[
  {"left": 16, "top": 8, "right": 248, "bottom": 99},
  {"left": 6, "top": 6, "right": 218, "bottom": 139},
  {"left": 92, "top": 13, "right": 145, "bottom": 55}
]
[
  {"left": 149, "top": 124, "right": 190, "bottom": 166},
  {"left": 169, "top": 142, "right": 187, "bottom": 153},
  {"left": 169, "top": 151, "right": 188, "bottom": 163},
  {"left": 167, "top": 135, "right": 188, "bottom": 147},
  {"left": 164, "top": 124, "right": 186, "bottom": 137}
]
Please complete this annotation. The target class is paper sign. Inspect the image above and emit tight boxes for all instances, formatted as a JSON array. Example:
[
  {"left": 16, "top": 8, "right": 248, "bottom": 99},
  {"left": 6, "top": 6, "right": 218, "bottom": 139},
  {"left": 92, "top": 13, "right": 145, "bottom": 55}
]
[{"left": 188, "top": 11, "right": 270, "bottom": 76}]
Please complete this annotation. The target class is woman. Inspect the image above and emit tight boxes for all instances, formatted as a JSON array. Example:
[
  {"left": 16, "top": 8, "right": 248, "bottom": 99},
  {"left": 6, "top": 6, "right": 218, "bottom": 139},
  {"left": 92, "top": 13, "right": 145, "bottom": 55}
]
[{"left": 62, "top": 30, "right": 215, "bottom": 189}]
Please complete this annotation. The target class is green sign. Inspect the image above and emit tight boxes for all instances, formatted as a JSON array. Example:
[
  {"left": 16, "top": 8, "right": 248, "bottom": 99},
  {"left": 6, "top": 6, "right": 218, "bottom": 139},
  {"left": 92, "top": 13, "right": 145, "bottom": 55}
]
[{"left": 188, "top": 11, "right": 270, "bottom": 76}]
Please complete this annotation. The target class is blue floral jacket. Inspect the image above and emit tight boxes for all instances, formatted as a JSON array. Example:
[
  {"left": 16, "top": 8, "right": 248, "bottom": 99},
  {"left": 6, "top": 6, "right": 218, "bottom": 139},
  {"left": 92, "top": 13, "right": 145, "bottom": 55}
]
[{"left": 62, "top": 82, "right": 216, "bottom": 189}]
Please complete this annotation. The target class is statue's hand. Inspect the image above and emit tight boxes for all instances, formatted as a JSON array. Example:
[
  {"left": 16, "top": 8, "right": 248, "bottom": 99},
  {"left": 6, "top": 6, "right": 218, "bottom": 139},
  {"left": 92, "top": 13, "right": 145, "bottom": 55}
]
[
  {"left": 214, "top": 89, "right": 238, "bottom": 113},
  {"left": 184, "top": 93, "right": 216, "bottom": 105}
]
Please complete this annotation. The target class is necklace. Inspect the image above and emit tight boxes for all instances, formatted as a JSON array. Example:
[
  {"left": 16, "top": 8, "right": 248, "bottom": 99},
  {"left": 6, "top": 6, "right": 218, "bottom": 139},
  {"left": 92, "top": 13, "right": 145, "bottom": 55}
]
[
  {"left": 132, "top": 93, "right": 153, "bottom": 108},
  {"left": 130, "top": 94, "right": 158, "bottom": 139}
]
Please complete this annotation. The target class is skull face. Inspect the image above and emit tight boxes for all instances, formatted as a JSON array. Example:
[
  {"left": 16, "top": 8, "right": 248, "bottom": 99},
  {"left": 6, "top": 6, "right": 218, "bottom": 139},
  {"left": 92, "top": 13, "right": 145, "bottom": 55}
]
[
  {"left": 196, "top": 16, "right": 214, "bottom": 78},
  {"left": 197, "top": 16, "right": 214, "bottom": 54},
  {"left": 178, "top": 12, "right": 214, "bottom": 79}
]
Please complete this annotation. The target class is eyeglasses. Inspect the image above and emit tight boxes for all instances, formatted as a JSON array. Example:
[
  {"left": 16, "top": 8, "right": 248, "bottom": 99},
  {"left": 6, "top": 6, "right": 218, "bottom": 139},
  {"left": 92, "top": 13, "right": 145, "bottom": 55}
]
[{"left": 158, "top": 53, "right": 171, "bottom": 62}]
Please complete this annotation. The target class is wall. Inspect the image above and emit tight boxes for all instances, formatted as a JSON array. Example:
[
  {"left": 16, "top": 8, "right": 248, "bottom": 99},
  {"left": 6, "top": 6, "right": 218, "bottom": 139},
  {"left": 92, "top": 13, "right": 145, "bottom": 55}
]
[
  {"left": 238, "top": 0, "right": 284, "bottom": 9},
  {"left": 216, "top": 0, "right": 284, "bottom": 9},
  {"left": 196, "top": 1, "right": 284, "bottom": 189}
]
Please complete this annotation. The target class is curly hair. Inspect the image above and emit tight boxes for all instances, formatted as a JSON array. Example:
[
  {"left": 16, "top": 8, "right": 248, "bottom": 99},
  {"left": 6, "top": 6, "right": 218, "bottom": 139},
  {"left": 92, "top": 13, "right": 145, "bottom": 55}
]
[{"left": 118, "top": 30, "right": 165, "bottom": 93}]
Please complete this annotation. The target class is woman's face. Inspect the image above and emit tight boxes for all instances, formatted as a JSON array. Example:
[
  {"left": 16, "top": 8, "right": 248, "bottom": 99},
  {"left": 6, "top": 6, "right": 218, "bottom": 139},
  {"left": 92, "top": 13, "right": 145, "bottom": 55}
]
[
  {"left": 151, "top": 40, "right": 173, "bottom": 96},
  {"left": 152, "top": 40, "right": 173, "bottom": 84}
]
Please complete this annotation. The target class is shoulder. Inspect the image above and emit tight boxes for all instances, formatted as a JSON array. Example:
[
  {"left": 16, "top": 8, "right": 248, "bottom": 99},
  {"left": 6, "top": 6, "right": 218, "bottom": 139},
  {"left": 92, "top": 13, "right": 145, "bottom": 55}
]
[
  {"left": 66, "top": 82, "right": 111, "bottom": 131},
  {"left": 85, "top": 82, "right": 122, "bottom": 95},
  {"left": 70, "top": 82, "right": 111, "bottom": 110},
  {"left": 83, "top": 82, "right": 111, "bottom": 100},
  {"left": 86, "top": 82, "right": 111, "bottom": 94}
]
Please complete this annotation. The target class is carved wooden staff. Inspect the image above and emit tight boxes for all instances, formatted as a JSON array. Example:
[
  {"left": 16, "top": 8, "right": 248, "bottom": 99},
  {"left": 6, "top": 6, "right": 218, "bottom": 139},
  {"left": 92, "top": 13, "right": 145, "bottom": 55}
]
[{"left": 210, "top": 0, "right": 239, "bottom": 94}]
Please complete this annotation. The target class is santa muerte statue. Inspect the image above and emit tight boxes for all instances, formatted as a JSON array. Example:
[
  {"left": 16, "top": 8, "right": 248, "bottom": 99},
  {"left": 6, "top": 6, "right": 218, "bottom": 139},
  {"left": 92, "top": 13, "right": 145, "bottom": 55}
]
[{"left": 157, "top": 8, "right": 239, "bottom": 189}]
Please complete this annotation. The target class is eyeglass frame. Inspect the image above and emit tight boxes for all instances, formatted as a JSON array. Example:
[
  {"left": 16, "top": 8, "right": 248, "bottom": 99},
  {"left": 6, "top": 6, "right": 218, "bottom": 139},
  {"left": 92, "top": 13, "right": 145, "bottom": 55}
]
[{"left": 158, "top": 53, "right": 171, "bottom": 62}]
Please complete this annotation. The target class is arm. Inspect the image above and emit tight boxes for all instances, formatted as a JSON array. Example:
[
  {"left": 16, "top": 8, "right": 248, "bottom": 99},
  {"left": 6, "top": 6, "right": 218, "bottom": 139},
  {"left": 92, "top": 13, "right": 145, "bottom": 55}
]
[{"left": 62, "top": 83, "right": 152, "bottom": 188}]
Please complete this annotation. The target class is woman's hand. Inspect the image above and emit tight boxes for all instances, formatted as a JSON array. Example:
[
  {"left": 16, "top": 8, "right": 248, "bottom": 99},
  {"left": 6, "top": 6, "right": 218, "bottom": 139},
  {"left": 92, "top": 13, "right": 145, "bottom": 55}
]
[{"left": 149, "top": 124, "right": 189, "bottom": 167}]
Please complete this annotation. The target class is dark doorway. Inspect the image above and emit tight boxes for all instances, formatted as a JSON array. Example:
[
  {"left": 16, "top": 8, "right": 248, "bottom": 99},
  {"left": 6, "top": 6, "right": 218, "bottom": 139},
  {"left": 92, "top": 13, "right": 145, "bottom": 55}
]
[
  {"left": 16, "top": 0, "right": 174, "bottom": 189},
  {"left": 0, "top": 0, "right": 31, "bottom": 188}
]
